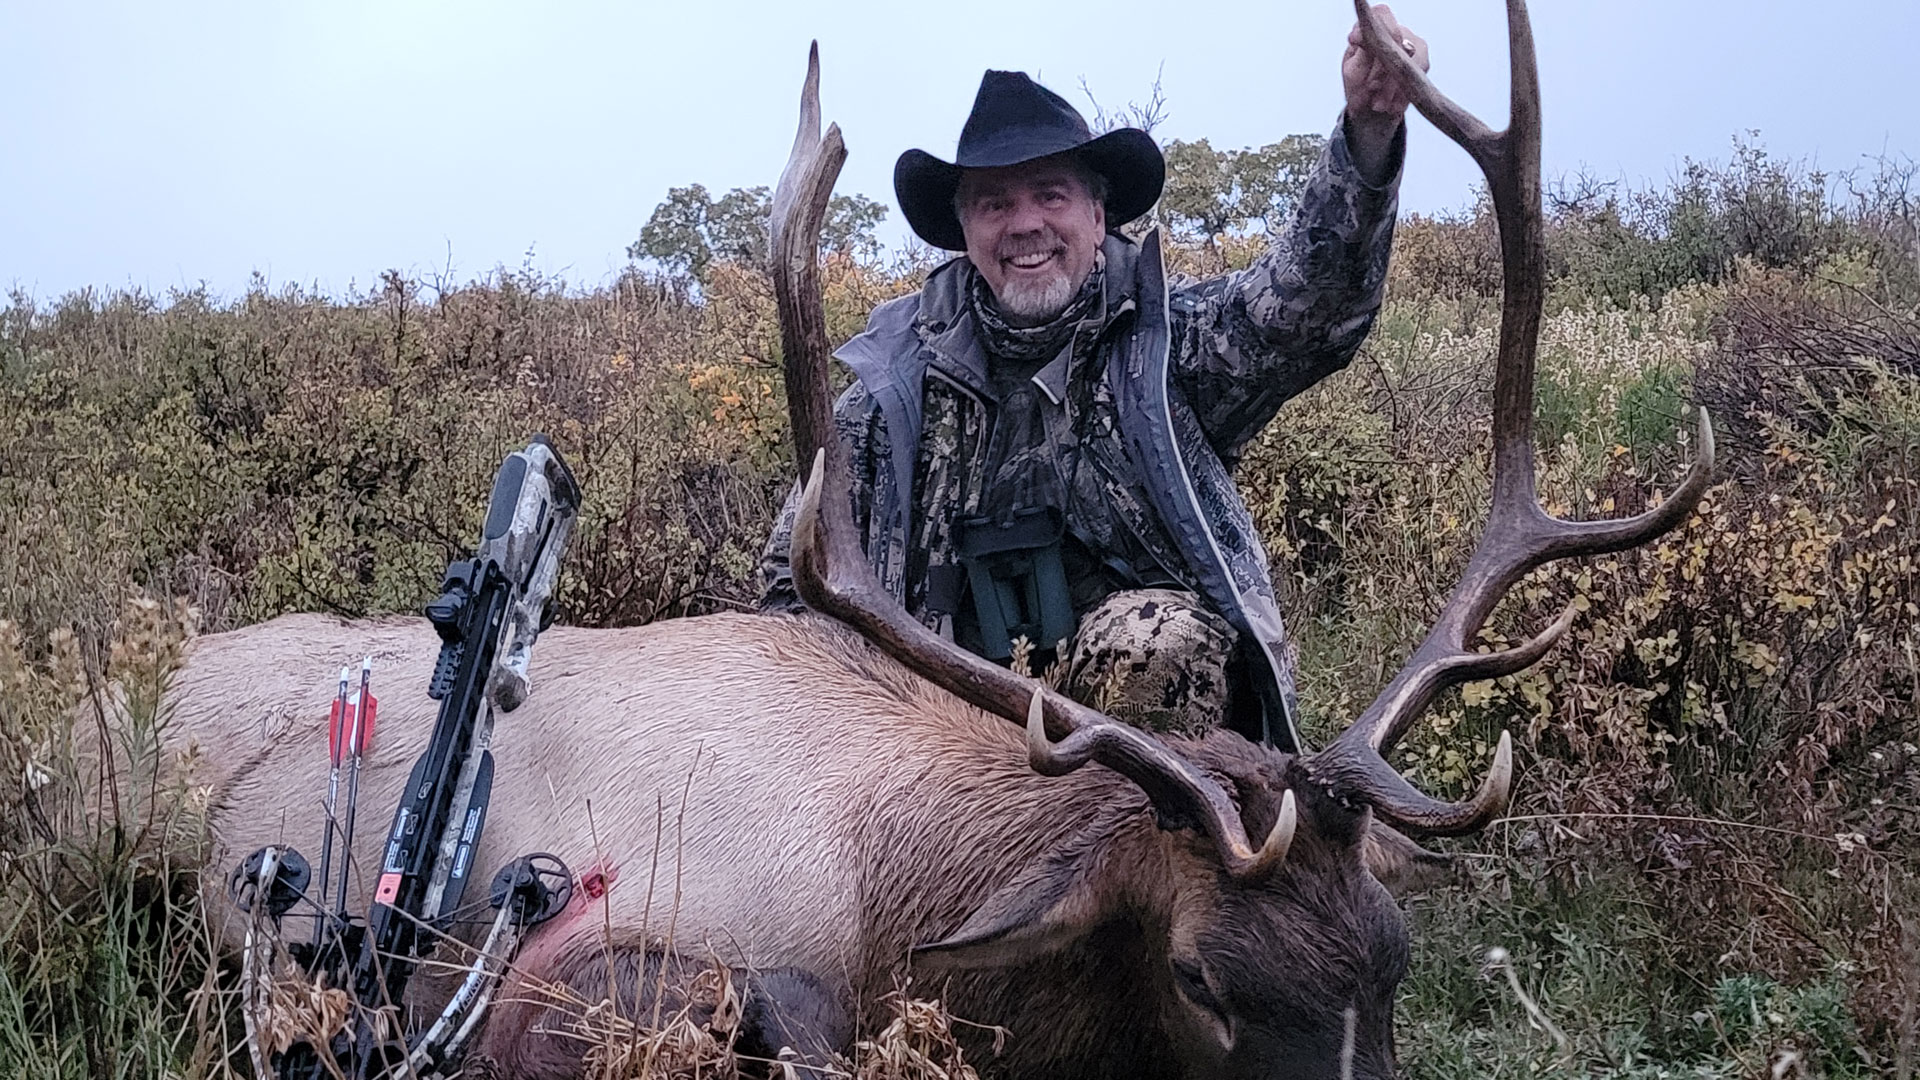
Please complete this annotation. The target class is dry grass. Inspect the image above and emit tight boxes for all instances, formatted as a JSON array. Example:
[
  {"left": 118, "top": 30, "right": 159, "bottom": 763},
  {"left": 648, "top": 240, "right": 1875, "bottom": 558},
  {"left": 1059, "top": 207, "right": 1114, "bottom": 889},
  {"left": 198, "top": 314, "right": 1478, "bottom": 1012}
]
[
  {"left": 550, "top": 957, "right": 745, "bottom": 1080},
  {"left": 848, "top": 989, "right": 995, "bottom": 1080},
  {"left": 490, "top": 959, "right": 991, "bottom": 1080}
]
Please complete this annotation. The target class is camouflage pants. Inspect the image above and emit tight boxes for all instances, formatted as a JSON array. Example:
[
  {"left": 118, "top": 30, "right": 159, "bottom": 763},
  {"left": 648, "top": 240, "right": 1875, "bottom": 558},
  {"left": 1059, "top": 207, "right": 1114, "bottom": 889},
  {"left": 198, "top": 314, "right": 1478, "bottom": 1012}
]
[{"left": 1059, "top": 589, "right": 1237, "bottom": 738}]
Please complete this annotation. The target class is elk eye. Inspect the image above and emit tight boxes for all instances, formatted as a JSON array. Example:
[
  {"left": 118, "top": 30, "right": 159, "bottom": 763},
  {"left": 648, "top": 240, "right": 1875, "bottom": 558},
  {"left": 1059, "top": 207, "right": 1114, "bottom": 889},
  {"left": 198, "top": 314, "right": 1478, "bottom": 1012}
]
[{"left": 1171, "top": 956, "right": 1232, "bottom": 1035}]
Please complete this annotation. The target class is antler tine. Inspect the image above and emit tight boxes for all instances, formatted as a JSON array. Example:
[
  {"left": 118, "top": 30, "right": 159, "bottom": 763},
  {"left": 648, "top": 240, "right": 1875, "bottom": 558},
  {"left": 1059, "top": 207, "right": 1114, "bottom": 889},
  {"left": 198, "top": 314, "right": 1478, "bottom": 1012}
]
[
  {"left": 771, "top": 42, "right": 847, "bottom": 488},
  {"left": 1310, "top": 1, "right": 1715, "bottom": 835},
  {"left": 1354, "top": 0, "right": 1547, "bottom": 511},
  {"left": 1026, "top": 694, "right": 1297, "bottom": 882},
  {"left": 1534, "top": 408, "right": 1717, "bottom": 558},
  {"left": 1350, "top": 0, "right": 1500, "bottom": 167}
]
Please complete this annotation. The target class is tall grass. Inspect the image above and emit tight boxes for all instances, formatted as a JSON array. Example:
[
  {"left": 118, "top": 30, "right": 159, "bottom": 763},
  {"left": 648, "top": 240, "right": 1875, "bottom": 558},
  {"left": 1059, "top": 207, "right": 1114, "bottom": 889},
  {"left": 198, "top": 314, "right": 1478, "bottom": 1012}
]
[{"left": 0, "top": 600, "right": 234, "bottom": 1078}]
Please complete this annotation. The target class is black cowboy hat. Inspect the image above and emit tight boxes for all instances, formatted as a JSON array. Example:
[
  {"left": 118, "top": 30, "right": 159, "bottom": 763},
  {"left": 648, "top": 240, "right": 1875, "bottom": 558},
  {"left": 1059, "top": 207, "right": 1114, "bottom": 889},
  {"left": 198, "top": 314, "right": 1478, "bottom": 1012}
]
[{"left": 894, "top": 70, "right": 1165, "bottom": 252}]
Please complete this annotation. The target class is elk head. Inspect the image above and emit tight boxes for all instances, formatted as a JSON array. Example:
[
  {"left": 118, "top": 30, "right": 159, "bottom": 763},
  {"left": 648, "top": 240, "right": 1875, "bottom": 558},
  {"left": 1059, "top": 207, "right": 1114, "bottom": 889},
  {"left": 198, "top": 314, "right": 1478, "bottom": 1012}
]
[{"left": 770, "top": 1, "right": 1712, "bottom": 1071}]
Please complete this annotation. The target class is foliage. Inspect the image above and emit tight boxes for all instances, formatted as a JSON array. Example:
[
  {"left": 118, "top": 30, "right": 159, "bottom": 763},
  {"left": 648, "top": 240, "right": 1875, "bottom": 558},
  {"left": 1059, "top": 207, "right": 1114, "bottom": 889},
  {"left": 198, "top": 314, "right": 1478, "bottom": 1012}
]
[
  {"left": 0, "top": 599, "right": 225, "bottom": 1079},
  {"left": 630, "top": 184, "right": 889, "bottom": 281},
  {"left": 0, "top": 262, "right": 887, "bottom": 643},
  {"left": 1391, "top": 136, "right": 1920, "bottom": 311},
  {"left": 1237, "top": 260, "right": 1919, "bottom": 1076},
  {"left": 1158, "top": 134, "right": 1326, "bottom": 243}
]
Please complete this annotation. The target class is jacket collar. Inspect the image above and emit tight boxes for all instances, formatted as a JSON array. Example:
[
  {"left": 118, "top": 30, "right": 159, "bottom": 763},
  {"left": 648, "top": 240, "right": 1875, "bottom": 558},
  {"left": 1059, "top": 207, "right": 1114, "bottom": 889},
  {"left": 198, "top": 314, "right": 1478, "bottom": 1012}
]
[{"left": 915, "top": 232, "right": 1145, "bottom": 399}]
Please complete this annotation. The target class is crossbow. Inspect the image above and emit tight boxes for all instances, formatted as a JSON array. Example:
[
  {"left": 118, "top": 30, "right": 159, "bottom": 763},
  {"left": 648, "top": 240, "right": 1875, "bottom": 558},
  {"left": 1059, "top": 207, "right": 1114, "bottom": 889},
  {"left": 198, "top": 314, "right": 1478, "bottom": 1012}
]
[{"left": 228, "top": 436, "right": 582, "bottom": 1079}]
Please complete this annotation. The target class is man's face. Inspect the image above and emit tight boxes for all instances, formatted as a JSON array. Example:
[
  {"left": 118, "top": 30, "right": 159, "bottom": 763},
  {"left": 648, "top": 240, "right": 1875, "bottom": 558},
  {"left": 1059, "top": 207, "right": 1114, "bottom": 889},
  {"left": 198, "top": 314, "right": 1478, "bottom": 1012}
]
[{"left": 956, "top": 156, "right": 1107, "bottom": 327}]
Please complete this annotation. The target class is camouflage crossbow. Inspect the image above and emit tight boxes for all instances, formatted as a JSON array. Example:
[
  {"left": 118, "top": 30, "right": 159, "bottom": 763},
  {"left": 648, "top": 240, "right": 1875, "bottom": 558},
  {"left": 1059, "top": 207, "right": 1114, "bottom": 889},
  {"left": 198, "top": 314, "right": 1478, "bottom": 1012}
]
[{"left": 228, "top": 436, "right": 582, "bottom": 1080}]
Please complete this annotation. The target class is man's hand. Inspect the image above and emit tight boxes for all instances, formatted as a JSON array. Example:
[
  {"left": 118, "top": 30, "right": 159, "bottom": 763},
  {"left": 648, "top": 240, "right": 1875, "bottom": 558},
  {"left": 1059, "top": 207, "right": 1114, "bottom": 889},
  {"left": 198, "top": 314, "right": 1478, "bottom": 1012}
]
[{"left": 1342, "top": 3, "right": 1429, "bottom": 182}]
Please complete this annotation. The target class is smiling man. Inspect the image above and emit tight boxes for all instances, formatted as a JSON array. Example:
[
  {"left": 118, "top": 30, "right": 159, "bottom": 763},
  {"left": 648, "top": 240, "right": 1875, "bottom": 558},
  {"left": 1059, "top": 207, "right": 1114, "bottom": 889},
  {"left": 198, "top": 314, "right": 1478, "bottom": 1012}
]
[{"left": 763, "top": 6, "right": 1430, "bottom": 750}]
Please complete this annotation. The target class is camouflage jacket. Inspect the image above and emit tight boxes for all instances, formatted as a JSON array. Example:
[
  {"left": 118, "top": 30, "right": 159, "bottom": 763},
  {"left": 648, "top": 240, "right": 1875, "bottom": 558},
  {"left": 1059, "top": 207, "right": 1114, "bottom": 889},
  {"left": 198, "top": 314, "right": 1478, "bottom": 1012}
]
[{"left": 761, "top": 116, "right": 1403, "bottom": 749}]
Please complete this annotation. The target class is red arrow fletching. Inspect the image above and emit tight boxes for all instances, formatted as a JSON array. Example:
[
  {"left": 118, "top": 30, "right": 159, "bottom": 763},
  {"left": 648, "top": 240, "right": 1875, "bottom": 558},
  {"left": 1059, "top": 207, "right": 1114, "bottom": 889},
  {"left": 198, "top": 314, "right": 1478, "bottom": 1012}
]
[{"left": 353, "top": 694, "right": 377, "bottom": 758}]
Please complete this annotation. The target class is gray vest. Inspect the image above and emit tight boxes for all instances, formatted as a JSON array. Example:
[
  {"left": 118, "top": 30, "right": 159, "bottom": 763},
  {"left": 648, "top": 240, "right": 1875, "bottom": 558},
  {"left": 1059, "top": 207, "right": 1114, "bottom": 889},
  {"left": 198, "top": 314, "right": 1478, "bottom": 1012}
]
[{"left": 834, "top": 230, "right": 1304, "bottom": 749}]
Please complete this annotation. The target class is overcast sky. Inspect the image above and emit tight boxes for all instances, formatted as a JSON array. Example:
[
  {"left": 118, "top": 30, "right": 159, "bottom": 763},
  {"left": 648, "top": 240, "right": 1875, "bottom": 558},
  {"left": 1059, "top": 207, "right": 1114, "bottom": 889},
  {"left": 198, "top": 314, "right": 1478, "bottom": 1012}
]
[{"left": 4, "top": 0, "right": 1916, "bottom": 300}]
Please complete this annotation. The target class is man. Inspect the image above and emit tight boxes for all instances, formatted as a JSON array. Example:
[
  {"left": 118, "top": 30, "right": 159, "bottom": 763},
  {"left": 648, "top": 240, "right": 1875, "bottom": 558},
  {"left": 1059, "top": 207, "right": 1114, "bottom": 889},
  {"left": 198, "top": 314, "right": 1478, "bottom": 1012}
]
[{"left": 762, "top": 7, "right": 1430, "bottom": 751}]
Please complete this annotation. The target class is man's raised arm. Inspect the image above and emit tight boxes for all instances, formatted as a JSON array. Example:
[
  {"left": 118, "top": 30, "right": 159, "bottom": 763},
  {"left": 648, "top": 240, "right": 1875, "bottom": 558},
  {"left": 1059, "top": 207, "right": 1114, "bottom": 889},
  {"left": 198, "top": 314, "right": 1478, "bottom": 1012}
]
[{"left": 1169, "top": 3, "right": 1429, "bottom": 464}]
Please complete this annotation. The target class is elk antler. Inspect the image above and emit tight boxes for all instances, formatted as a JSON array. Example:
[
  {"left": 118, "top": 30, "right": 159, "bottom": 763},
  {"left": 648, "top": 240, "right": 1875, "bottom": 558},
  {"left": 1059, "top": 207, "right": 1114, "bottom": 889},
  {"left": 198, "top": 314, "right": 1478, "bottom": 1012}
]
[
  {"left": 771, "top": 46, "right": 1294, "bottom": 882},
  {"left": 1024, "top": 692, "right": 1297, "bottom": 880},
  {"left": 1305, "top": 0, "right": 1716, "bottom": 835}
]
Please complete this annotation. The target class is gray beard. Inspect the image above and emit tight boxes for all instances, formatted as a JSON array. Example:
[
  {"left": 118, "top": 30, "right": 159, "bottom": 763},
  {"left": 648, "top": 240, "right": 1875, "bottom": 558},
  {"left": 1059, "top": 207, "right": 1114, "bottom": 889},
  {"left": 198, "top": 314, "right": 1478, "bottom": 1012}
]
[{"left": 991, "top": 270, "right": 1079, "bottom": 327}]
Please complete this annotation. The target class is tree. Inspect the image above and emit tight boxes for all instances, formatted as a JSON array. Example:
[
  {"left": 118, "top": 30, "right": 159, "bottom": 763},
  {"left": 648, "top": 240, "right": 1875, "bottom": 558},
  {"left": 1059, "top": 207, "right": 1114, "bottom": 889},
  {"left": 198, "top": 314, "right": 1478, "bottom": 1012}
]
[
  {"left": 1160, "top": 139, "right": 1237, "bottom": 239},
  {"left": 820, "top": 192, "right": 889, "bottom": 262},
  {"left": 1158, "top": 134, "right": 1326, "bottom": 245},
  {"left": 631, "top": 184, "right": 713, "bottom": 277},
  {"left": 630, "top": 185, "right": 888, "bottom": 280}
]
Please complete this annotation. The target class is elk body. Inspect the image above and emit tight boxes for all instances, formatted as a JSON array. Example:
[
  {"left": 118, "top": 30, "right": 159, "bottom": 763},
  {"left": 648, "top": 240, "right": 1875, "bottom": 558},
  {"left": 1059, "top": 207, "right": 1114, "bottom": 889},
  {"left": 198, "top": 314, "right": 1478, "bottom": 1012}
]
[
  {"left": 179, "top": 610, "right": 1406, "bottom": 1077},
  {"left": 174, "top": 2, "right": 1713, "bottom": 1077}
]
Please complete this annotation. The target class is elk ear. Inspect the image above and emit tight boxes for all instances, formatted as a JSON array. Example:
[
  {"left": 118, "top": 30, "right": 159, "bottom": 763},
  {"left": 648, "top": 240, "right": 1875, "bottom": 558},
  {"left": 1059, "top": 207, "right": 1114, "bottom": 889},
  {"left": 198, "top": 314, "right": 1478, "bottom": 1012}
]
[
  {"left": 910, "top": 840, "right": 1108, "bottom": 969},
  {"left": 1362, "top": 820, "right": 1455, "bottom": 897}
]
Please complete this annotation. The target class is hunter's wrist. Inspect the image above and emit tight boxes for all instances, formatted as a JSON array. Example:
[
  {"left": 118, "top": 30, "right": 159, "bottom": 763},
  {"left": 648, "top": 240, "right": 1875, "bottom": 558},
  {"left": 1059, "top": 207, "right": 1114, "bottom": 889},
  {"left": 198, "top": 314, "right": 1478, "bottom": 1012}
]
[{"left": 1341, "top": 110, "right": 1405, "bottom": 187}]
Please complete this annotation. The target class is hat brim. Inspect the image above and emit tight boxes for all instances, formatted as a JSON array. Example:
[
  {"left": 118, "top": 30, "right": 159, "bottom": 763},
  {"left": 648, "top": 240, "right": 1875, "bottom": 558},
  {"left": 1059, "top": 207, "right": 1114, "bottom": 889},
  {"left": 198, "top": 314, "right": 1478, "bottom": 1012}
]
[{"left": 894, "top": 127, "right": 1165, "bottom": 252}]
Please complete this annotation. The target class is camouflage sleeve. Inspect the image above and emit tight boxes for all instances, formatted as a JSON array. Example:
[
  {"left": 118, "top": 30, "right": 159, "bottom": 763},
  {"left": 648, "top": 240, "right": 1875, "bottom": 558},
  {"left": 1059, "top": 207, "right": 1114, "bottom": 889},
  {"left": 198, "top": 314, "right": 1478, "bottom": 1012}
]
[
  {"left": 756, "top": 380, "right": 888, "bottom": 613},
  {"left": 1168, "top": 113, "right": 1405, "bottom": 465}
]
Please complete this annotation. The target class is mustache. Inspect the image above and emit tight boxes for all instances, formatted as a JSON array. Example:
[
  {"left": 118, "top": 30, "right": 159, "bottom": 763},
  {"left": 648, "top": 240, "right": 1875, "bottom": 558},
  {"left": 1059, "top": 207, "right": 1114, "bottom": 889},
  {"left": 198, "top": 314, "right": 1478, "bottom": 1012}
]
[{"left": 995, "top": 228, "right": 1066, "bottom": 262}]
